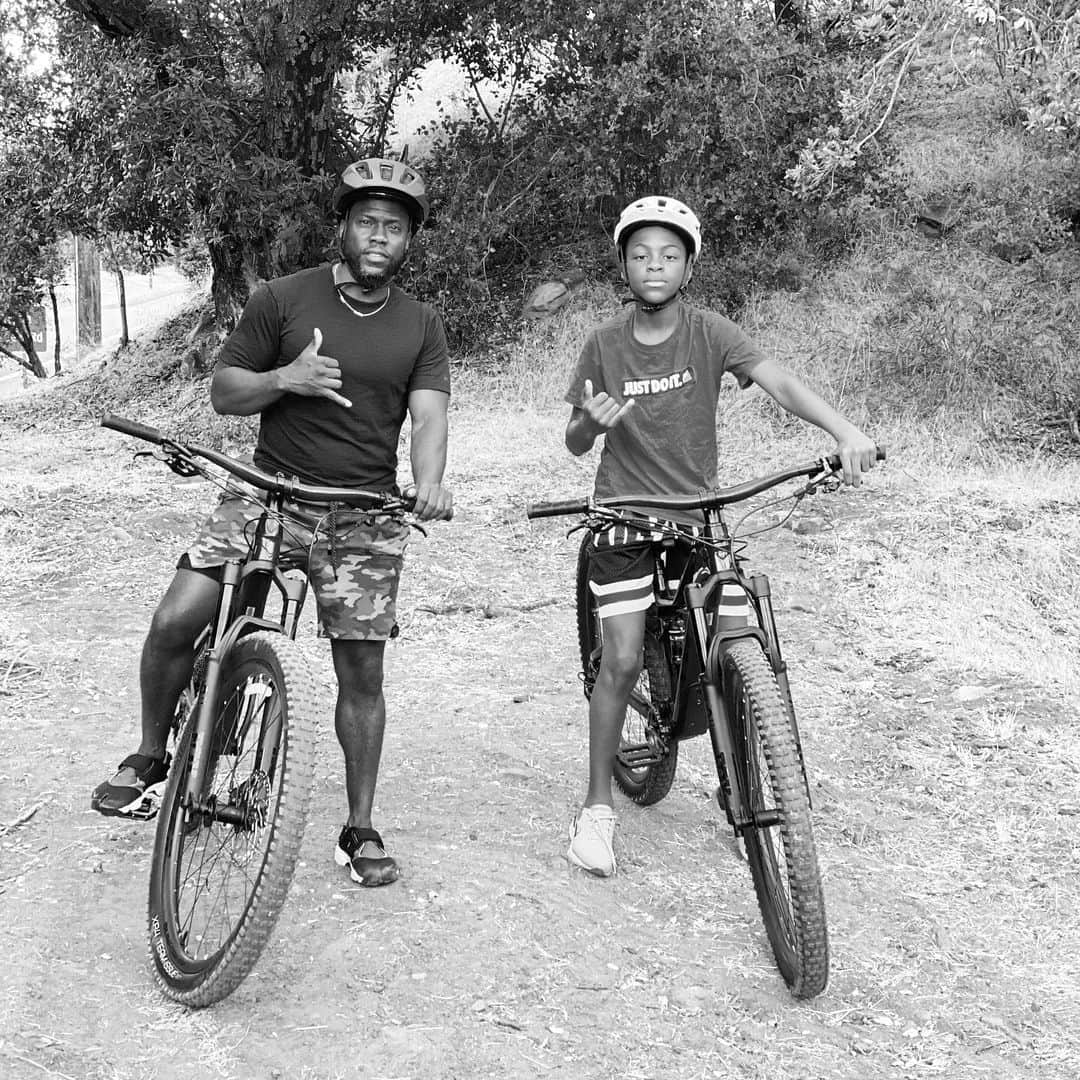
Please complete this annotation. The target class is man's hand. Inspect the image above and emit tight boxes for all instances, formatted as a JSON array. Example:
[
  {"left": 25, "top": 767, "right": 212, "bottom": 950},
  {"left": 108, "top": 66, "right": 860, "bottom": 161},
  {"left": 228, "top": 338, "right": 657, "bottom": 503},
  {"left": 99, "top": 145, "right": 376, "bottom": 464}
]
[
  {"left": 278, "top": 328, "right": 352, "bottom": 409},
  {"left": 408, "top": 481, "right": 453, "bottom": 522},
  {"left": 581, "top": 378, "right": 634, "bottom": 433},
  {"left": 834, "top": 427, "right": 878, "bottom": 486}
]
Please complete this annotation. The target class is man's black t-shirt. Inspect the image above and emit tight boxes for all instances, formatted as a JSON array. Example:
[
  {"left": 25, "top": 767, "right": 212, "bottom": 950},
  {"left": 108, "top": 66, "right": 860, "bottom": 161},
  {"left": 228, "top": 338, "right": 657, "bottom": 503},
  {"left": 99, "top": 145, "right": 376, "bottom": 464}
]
[{"left": 216, "top": 265, "right": 451, "bottom": 488}]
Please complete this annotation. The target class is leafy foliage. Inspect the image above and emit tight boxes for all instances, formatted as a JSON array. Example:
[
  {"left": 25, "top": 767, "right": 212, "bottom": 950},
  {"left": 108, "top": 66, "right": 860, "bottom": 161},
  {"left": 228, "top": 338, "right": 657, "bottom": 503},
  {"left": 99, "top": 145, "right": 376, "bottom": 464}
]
[
  {"left": 0, "top": 9, "right": 63, "bottom": 375},
  {"left": 407, "top": 0, "right": 871, "bottom": 345},
  {"left": 963, "top": 0, "right": 1080, "bottom": 140}
]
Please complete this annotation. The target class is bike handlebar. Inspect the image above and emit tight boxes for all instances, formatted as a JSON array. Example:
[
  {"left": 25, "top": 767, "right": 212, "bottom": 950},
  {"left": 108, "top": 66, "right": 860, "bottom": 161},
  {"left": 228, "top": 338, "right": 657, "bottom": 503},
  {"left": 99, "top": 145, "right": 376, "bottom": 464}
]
[
  {"left": 101, "top": 413, "right": 416, "bottom": 511},
  {"left": 526, "top": 447, "right": 886, "bottom": 519}
]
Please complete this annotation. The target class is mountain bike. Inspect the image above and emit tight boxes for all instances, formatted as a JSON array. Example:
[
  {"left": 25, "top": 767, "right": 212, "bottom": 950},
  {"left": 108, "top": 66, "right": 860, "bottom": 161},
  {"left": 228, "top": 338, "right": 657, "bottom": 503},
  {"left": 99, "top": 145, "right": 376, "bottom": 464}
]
[
  {"left": 527, "top": 448, "right": 884, "bottom": 998},
  {"left": 101, "top": 413, "right": 420, "bottom": 1008}
]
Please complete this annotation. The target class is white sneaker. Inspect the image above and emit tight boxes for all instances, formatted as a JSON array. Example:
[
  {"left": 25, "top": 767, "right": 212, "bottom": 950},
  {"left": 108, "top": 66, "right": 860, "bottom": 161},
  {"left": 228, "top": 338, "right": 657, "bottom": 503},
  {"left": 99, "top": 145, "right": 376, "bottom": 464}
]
[{"left": 567, "top": 805, "right": 617, "bottom": 877}]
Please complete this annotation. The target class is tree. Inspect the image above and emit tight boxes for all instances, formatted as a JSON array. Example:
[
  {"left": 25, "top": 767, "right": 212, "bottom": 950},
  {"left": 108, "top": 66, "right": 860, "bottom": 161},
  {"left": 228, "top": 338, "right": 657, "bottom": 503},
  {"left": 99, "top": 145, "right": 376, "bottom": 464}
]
[
  {"left": 0, "top": 11, "right": 64, "bottom": 377},
  {"left": 8, "top": 0, "right": 887, "bottom": 358}
]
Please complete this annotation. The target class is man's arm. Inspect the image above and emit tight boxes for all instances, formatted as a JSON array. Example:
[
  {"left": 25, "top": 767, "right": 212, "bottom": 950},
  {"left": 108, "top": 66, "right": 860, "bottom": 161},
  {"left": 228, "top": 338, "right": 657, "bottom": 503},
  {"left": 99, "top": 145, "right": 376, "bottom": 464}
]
[
  {"left": 211, "top": 327, "right": 352, "bottom": 416},
  {"left": 407, "top": 388, "right": 453, "bottom": 520},
  {"left": 747, "top": 358, "right": 877, "bottom": 485}
]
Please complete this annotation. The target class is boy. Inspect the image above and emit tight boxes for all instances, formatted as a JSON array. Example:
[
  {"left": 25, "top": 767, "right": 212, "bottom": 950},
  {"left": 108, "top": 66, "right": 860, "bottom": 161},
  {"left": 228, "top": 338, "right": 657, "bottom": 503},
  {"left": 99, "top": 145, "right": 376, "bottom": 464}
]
[{"left": 564, "top": 195, "right": 876, "bottom": 876}]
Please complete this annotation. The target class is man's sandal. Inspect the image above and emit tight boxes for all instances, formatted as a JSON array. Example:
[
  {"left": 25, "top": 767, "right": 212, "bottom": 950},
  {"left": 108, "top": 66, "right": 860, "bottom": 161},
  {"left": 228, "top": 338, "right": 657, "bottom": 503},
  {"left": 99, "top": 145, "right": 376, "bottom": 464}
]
[
  {"left": 90, "top": 753, "right": 171, "bottom": 819},
  {"left": 334, "top": 826, "right": 399, "bottom": 887}
]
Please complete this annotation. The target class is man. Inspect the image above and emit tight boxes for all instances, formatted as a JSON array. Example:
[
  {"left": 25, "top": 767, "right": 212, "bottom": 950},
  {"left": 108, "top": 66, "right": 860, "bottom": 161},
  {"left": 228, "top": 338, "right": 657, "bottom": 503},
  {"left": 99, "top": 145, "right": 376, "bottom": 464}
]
[{"left": 92, "top": 157, "right": 453, "bottom": 887}]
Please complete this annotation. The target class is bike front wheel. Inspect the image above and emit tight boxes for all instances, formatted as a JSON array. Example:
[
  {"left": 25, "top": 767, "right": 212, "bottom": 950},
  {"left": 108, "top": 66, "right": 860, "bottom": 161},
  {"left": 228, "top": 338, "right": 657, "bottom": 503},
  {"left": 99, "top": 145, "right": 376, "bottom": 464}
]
[
  {"left": 721, "top": 640, "right": 829, "bottom": 998},
  {"left": 576, "top": 533, "right": 678, "bottom": 806},
  {"left": 147, "top": 631, "right": 318, "bottom": 1007}
]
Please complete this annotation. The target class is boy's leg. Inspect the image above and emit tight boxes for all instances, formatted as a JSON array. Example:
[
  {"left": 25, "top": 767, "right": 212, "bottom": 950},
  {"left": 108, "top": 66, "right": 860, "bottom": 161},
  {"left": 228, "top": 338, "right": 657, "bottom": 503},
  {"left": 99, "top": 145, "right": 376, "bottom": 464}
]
[
  {"left": 586, "top": 608, "right": 647, "bottom": 807},
  {"left": 569, "top": 543, "right": 653, "bottom": 876}
]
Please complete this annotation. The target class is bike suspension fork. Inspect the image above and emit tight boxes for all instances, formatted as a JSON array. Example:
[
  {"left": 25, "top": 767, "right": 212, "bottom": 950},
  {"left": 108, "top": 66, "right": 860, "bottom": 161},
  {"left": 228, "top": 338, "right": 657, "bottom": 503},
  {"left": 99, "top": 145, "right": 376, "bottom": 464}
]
[
  {"left": 686, "top": 590, "right": 749, "bottom": 831},
  {"left": 748, "top": 572, "right": 812, "bottom": 808},
  {"left": 186, "top": 560, "right": 241, "bottom": 805}
]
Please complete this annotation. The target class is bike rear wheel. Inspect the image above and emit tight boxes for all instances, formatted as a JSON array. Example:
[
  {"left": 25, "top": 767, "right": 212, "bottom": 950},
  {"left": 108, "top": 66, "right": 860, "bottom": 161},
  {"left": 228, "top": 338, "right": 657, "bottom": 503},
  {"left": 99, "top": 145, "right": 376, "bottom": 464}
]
[
  {"left": 721, "top": 639, "right": 829, "bottom": 998},
  {"left": 147, "top": 631, "right": 317, "bottom": 1007},
  {"left": 576, "top": 533, "right": 678, "bottom": 806}
]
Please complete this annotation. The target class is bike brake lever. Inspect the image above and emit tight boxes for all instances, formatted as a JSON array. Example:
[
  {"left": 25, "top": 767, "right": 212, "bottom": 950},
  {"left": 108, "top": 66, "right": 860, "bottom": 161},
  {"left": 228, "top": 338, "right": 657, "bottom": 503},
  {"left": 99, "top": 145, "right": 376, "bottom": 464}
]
[{"left": 164, "top": 452, "right": 202, "bottom": 478}]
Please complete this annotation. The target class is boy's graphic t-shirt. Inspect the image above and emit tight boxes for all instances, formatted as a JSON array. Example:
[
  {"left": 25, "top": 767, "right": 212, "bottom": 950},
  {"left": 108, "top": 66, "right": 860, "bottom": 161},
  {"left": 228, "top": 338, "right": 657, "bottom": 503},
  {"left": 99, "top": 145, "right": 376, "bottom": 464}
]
[{"left": 565, "top": 303, "right": 764, "bottom": 517}]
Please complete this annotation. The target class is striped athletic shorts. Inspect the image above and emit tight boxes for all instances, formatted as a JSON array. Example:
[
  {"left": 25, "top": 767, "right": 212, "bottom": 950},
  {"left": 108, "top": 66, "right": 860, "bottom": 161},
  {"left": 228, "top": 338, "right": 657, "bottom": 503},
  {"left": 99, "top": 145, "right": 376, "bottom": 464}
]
[{"left": 587, "top": 518, "right": 751, "bottom": 623}]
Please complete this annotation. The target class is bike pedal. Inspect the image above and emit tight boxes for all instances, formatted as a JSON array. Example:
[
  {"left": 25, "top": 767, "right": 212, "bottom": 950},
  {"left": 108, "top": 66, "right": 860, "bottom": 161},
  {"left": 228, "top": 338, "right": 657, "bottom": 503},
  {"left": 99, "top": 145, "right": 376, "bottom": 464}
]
[
  {"left": 128, "top": 791, "right": 163, "bottom": 821},
  {"left": 619, "top": 744, "right": 661, "bottom": 767}
]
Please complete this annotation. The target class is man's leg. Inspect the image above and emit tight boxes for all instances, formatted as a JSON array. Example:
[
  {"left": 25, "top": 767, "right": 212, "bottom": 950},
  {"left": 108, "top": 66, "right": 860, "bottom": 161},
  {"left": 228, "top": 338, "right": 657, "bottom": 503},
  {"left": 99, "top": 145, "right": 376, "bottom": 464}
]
[
  {"left": 331, "top": 638, "right": 399, "bottom": 885},
  {"left": 331, "top": 638, "right": 387, "bottom": 828},
  {"left": 138, "top": 569, "right": 220, "bottom": 756},
  {"left": 92, "top": 568, "right": 219, "bottom": 815}
]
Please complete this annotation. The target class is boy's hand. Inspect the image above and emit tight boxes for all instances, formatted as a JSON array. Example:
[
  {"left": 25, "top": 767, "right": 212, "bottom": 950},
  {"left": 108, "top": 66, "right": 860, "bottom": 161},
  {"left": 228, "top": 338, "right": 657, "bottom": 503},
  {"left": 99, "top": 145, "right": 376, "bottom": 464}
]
[
  {"left": 581, "top": 378, "right": 634, "bottom": 432},
  {"left": 279, "top": 328, "right": 353, "bottom": 409},
  {"left": 834, "top": 428, "right": 878, "bottom": 486}
]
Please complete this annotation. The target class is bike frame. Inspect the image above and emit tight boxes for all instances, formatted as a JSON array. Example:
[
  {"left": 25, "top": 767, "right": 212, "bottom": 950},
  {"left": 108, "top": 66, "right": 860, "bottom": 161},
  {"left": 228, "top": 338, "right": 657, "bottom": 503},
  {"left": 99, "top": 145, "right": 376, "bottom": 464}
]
[
  {"left": 642, "top": 506, "right": 810, "bottom": 835},
  {"left": 183, "top": 489, "right": 309, "bottom": 829}
]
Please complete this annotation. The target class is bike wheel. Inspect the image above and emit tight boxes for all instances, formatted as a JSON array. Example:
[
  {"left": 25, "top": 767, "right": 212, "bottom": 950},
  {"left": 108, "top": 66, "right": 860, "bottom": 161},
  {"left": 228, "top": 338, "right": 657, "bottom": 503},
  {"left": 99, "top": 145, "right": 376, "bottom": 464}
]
[
  {"left": 576, "top": 533, "right": 678, "bottom": 806},
  {"left": 722, "top": 639, "right": 829, "bottom": 998},
  {"left": 147, "top": 631, "right": 317, "bottom": 1007}
]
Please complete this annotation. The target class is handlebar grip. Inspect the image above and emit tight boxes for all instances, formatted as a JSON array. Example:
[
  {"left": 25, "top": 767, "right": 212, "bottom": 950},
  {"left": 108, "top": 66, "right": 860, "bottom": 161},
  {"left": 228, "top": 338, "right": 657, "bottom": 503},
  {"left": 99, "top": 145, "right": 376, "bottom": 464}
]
[
  {"left": 527, "top": 499, "right": 590, "bottom": 519},
  {"left": 823, "top": 445, "right": 887, "bottom": 472},
  {"left": 101, "top": 413, "right": 164, "bottom": 445},
  {"left": 397, "top": 486, "right": 454, "bottom": 520}
]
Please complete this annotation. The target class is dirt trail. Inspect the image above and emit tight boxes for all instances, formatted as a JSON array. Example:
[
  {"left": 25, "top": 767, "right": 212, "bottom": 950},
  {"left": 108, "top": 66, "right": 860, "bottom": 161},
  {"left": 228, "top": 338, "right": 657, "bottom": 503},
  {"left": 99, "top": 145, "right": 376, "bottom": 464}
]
[{"left": 1, "top": 413, "right": 1077, "bottom": 1080}]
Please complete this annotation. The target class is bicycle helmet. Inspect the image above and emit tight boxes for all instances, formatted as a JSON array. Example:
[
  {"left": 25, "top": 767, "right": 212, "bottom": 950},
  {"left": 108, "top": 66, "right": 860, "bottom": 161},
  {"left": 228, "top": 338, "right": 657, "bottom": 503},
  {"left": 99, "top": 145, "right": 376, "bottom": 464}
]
[
  {"left": 613, "top": 196, "right": 702, "bottom": 260},
  {"left": 333, "top": 158, "right": 430, "bottom": 231}
]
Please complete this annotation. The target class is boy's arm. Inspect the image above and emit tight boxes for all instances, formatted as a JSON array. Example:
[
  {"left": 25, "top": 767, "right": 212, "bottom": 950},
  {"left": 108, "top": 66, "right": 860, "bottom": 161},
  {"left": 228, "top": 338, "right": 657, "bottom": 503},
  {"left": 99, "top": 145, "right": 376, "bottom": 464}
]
[
  {"left": 748, "top": 358, "right": 877, "bottom": 485},
  {"left": 565, "top": 378, "right": 634, "bottom": 456}
]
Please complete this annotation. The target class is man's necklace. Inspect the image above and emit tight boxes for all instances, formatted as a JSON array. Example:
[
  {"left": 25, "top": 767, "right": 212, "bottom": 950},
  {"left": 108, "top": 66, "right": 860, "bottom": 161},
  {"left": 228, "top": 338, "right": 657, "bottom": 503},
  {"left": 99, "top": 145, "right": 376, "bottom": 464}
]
[{"left": 336, "top": 285, "right": 389, "bottom": 318}]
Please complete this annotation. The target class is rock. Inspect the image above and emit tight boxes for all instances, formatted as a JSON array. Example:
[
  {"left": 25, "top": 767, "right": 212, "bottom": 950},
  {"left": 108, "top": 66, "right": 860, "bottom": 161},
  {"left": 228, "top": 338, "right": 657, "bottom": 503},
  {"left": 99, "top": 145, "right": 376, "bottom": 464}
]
[
  {"left": 522, "top": 268, "right": 587, "bottom": 319},
  {"left": 915, "top": 200, "right": 960, "bottom": 239}
]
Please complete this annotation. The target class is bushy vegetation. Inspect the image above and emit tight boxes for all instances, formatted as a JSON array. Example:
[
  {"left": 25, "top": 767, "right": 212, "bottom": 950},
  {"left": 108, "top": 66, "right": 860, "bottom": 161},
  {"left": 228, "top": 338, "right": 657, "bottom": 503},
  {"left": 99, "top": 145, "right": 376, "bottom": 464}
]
[
  {"left": 405, "top": 1, "right": 883, "bottom": 347},
  {"left": 1, "top": 0, "right": 1078, "bottom": 447}
]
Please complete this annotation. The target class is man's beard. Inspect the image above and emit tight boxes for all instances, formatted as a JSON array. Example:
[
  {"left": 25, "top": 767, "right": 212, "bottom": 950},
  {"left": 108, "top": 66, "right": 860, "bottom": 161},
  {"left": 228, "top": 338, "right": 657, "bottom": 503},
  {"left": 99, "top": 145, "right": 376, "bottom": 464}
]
[{"left": 341, "top": 242, "right": 405, "bottom": 291}]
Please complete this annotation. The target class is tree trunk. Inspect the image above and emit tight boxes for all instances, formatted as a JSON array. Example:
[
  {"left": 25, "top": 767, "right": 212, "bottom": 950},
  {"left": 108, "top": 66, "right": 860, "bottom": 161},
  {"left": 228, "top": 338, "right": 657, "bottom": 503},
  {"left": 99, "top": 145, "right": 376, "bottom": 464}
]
[
  {"left": 1, "top": 315, "right": 48, "bottom": 378},
  {"left": 208, "top": 235, "right": 252, "bottom": 337},
  {"left": 115, "top": 267, "right": 129, "bottom": 346},
  {"left": 48, "top": 283, "right": 62, "bottom": 374},
  {"left": 76, "top": 235, "right": 102, "bottom": 346}
]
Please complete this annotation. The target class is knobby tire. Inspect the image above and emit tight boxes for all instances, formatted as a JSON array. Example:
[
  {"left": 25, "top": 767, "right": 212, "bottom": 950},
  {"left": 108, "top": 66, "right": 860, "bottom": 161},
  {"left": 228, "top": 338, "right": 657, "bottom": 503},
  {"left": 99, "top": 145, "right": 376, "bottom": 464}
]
[
  {"left": 576, "top": 533, "right": 678, "bottom": 806},
  {"left": 147, "top": 631, "right": 317, "bottom": 1007},
  {"left": 722, "top": 639, "right": 829, "bottom": 998}
]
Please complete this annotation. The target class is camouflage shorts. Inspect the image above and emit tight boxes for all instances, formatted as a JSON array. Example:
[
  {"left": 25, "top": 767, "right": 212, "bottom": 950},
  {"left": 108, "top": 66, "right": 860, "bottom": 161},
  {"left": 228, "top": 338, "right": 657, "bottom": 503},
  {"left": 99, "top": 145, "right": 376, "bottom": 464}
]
[{"left": 184, "top": 490, "right": 410, "bottom": 641}]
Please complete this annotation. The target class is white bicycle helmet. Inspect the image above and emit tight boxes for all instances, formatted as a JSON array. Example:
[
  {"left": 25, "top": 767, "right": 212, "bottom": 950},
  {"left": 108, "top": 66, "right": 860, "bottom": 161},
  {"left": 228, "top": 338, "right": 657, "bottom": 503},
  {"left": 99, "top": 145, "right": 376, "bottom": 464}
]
[
  {"left": 333, "top": 157, "right": 430, "bottom": 230},
  {"left": 613, "top": 196, "right": 703, "bottom": 260}
]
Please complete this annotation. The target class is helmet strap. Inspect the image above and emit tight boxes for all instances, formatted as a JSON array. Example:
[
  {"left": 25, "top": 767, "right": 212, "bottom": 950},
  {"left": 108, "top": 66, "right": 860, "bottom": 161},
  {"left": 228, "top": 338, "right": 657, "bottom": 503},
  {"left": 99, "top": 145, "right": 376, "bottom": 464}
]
[{"left": 633, "top": 292, "right": 681, "bottom": 313}]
